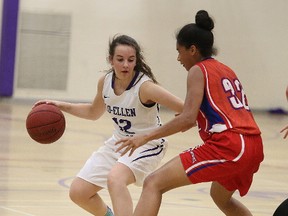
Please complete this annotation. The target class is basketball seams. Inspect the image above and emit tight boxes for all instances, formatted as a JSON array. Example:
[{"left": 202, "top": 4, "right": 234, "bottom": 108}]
[
  {"left": 27, "top": 116, "right": 64, "bottom": 129},
  {"left": 26, "top": 104, "right": 66, "bottom": 144},
  {"left": 34, "top": 120, "right": 65, "bottom": 144},
  {"left": 27, "top": 109, "right": 63, "bottom": 118},
  {"left": 26, "top": 110, "right": 64, "bottom": 129},
  {"left": 27, "top": 119, "right": 64, "bottom": 129}
]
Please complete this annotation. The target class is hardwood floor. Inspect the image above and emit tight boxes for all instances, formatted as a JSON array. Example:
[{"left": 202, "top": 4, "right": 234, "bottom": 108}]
[{"left": 0, "top": 99, "right": 287, "bottom": 216}]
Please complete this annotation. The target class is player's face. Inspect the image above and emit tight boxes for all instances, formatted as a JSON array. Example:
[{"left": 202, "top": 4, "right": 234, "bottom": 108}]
[
  {"left": 176, "top": 43, "right": 196, "bottom": 71},
  {"left": 110, "top": 45, "right": 137, "bottom": 80}
]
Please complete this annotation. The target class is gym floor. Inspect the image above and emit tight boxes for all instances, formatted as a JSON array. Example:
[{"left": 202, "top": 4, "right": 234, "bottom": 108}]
[{"left": 0, "top": 99, "right": 287, "bottom": 216}]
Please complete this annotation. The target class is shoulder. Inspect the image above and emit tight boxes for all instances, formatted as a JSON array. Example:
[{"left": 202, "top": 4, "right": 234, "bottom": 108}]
[
  {"left": 98, "top": 74, "right": 107, "bottom": 84},
  {"left": 97, "top": 73, "right": 109, "bottom": 90},
  {"left": 100, "top": 72, "right": 114, "bottom": 85},
  {"left": 130, "top": 72, "right": 153, "bottom": 91},
  {"left": 136, "top": 72, "right": 151, "bottom": 84},
  {"left": 138, "top": 80, "right": 161, "bottom": 104},
  {"left": 139, "top": 79, "right": 157, "bottom": 91},
  {"left": 188, "top": 65, "right": 203, "bottom": 78},
  {"left": 186, "top": 65, "right": 205, "bottom": 91}
]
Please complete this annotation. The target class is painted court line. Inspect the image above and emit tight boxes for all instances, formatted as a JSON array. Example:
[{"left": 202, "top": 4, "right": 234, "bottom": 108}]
[{"left": 0, "top": 206, "right": 35, "bottom": 216}]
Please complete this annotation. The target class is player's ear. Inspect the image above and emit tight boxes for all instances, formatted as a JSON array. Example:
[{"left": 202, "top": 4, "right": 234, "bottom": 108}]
[{"left": 189, "top": 45, "right": 197, "bottom": 55}]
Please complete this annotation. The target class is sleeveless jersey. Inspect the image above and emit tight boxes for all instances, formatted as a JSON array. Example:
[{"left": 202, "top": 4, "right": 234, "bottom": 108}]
[
  {"left": 196, "top": 58, "right": 261, "bottom": 140},
  {"left": 102, "top": 71, "right": 162, "bottom": 138}
]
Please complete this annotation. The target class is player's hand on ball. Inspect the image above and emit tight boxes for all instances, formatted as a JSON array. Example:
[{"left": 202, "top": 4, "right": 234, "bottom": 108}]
[
  {"left": 26, "top": 103, "right": 66, "bottom": 144},
  {"left": 33, "top": 100, "right": 59, "bottom": 108},
  {"left": 115, "top": 134, "right": 149, "bottom": 156}
]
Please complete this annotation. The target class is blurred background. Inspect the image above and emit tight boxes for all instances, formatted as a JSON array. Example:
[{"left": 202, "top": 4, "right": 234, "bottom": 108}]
[
  {"left": 0, "top": 0, "right": 287, "bottom": 110},
  {"left": 1, "top": 1, "right": 288, "bottom": 216}
]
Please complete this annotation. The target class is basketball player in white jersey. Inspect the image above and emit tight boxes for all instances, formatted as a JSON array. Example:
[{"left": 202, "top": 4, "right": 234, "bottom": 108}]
[{"left": 35, "top": 34, "right": 183, "bottom": 216}]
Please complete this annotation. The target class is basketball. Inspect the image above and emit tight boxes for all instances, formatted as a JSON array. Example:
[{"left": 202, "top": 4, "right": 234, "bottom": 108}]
[{"left": 26, "top": 104, "right": 66, "bottom": 144}]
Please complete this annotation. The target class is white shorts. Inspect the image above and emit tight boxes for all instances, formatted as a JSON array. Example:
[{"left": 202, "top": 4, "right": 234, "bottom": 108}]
[{"left": 77, "top": 134, "right": 167, "bottom": 188}]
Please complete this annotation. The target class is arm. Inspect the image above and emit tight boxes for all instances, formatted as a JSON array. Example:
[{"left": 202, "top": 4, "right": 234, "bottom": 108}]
[
  {"left": 35, "top": 75, "right": 106, "bottom": 121},
  {"left": 116, "top": 66, "right": 205, "bottom": 156},
  {"left": 139, "top": 81, "right": 184, "bottom": 113}
]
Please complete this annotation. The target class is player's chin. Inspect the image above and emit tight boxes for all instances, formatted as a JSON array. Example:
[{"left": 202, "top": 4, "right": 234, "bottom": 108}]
[{"left": 182, "top": 64, "right": 190, "bottom": 71}]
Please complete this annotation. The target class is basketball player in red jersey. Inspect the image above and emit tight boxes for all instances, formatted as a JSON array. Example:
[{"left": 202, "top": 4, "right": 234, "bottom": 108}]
[{"left": 116, "top": 10, "right": 264, "bottom": 216}]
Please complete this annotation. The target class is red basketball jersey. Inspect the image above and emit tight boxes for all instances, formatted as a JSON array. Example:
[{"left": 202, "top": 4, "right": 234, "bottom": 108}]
[{"left": 196, "top": 58, "right": 261, "bottom": 140}]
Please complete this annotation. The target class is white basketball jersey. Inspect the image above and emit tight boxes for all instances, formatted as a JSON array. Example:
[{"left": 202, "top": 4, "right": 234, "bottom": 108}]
[{"left": 102, "top": 71, "right": 162, "bottom": 138}]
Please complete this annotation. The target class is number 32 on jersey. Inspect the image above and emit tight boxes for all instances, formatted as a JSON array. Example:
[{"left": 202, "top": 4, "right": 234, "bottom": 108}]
[{"left": 222, "top": 78, "right": 250, "bottom": 111}]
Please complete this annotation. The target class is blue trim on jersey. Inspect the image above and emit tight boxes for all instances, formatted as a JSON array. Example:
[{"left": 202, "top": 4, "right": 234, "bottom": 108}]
[
  {"left": 126, "top": 71, "right": 140, "bottom": 90},
  {"left": 132, "top": 145, "right": 164, "bottom": 162},
  {"left": 202, "top": 56, "right": 213, "bottom": 61},
  {"left": 200, "top": 93, "right": 225, "bottom": 130},
  {"left": 111, "top": 71, "right": 140, "bottom": 90}
]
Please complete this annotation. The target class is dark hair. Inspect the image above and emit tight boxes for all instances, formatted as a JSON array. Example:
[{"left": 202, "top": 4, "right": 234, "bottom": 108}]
[
  {"left": 176, "top": 10, "right": 216, "bottom": 57},
  {"left": 108, "top": 34, "right": 158, "bottom": 83}
]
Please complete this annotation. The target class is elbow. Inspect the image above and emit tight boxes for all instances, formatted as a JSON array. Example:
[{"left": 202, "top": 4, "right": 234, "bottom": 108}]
[
  {"left": 181, "top": 118, "right": 196, "bottom": 131},
  {"left": 90, "top": 116, "right": 98, "bottom": 121},
  {"left": 89, "top": 114, "right": 100, "bottom": 121},
  {"left": 188, "top": 120, "right": 196, "bottom": 128},
  {"left": 88, "top": 109, "right": 104, "bottom": 121},
  {"left": 85, "top": 105, "right": 103, "bottom": 121}
]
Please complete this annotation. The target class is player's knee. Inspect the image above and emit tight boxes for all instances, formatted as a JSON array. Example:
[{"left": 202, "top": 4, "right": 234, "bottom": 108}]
[
  {"left": 69, "top": 185, "right": 80, "bottom": 204},
  {"left": 108, "top": 172, "right": 130, "bottom": 191},
  {"left": 210, "top": 188, "right": 228, "bottom": 209},
  {"left": 142, "top": 173, "right": 161, "bottom": 193},
  {"left": 107, "top": 166, "right": 134, "bottom": 189},
  {"left": 69, "top": 183, "right": 86, "bottom": 205},
  {"left": 210, "top": 187, "right": 217, "bottom": 202},
  {"left": 107, "top": 171, "right": 119, "bottom": 189}
]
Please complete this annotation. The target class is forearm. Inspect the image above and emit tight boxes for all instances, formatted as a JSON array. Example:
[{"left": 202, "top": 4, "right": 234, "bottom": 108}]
[
  {"left": 145, "top": 115, "right": 195, "bottom": 142},
  {"left": 57, "top": 101, "right": 103, "bottom": 120}
]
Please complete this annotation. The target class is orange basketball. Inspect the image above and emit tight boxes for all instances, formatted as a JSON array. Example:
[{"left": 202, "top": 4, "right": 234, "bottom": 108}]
[{"left": 26, "top": 104, "right": 66, "bottom": 144}]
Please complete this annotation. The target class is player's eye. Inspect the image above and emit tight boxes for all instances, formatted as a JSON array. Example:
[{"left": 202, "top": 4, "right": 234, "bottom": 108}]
[{"left": 116, "top": 58, "right": 124, "bottom": 62}]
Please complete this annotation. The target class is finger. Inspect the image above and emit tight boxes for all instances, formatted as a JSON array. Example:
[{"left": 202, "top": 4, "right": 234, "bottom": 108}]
[
  {"left": 120, "top": 145, "right": 132, "bottom": 156},
  {"left": 280, "top": 127, "right": 288, "bottom": 133},
  {"left": 284, "top": 132, "right": 288, "bottom": 139},
  {"left": 34, "top": 100, "right": 52, "bottom": 107},
  {"left": 115, "top": 140, "right": 122, "bottom": 145},
  {"left": 115, "top": 138, "right": 128, "bottom": 145},
  {"left": 128, "top": 147, "right": 136, "bottom": 157},
  {"left": 116, "top": 142, "right": 130, "bottom": 153},
  {"left": 116, "top": 145, "right": 125, "bottom": 153},
  {"left": 46, "top": 102, "right": 57, "bottom": 106},
  {"left": 33, "top": 101, "right": 46, "bottom": 108}
]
